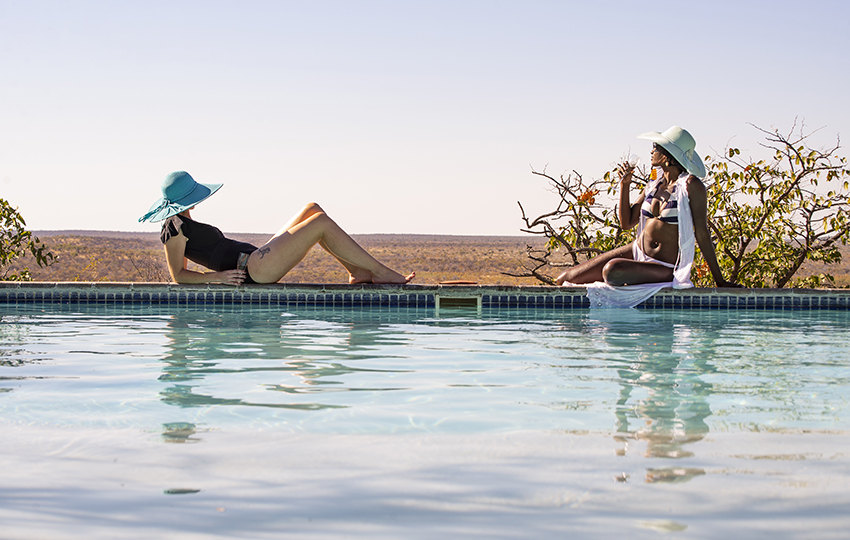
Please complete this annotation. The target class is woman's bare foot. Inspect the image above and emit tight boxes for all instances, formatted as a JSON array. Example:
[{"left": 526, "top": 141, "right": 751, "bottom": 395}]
[
  {"left": 350, "top": 270, "right": 415, "bottom": 284},
  {"left": 555, "top": 270, "right": 571, "bottom": 286},
  {"left": 389, "top": 272, "right": 415, "bottom": 284},
  {"left": 348, "top": 269, "right": 374, "bottom": 284}
]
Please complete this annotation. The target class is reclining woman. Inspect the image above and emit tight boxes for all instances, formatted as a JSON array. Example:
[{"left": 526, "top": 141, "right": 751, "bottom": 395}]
[
  {"left": 139, "top": 171, "right": 414, "bottom": 285},
  {"left": 555, "top": 126, "right": 737, "bottom": 306}
]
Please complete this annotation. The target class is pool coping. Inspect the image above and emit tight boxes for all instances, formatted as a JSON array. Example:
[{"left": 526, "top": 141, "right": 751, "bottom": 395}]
[{"left": 1, "top": 282, "right": 849, "bottom": 310}]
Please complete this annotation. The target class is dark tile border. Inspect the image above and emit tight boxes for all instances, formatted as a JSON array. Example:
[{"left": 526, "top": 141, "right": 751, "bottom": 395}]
[{"left": 0, "top": 283, "right": 848, "bottom": 310}]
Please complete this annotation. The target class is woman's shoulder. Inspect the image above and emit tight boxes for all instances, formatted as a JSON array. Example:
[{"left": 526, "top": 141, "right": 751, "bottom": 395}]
[
  {"left": 682, "top": 175, "right": 708, "bottom": 206},
  {"left": 683, "top": 175, "right": 706, "bottom": 193},
  {"left": 160, "top": 215, "right": 186, "bottom": 244}
]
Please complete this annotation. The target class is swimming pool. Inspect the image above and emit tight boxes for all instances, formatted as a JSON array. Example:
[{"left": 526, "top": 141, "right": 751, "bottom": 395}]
[{"left": 2, "top": 303, "right": 850, "bottom": 538}]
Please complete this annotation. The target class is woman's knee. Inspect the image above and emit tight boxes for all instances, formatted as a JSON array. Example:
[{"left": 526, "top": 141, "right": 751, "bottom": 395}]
[
  {"left": 602, "top": 259, "right": 629, "bottom": 286},
  {"left": 302, "top": 202, "right": 324, "bottom": 216}
]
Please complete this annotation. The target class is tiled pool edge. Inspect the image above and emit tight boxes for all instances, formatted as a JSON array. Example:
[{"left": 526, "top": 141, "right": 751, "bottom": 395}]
[{"left": 1, "top": 282, "right": 849, "bottom": 310}]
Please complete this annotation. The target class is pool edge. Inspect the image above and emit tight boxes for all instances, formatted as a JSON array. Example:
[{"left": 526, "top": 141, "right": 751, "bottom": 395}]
[{"left": 1, "top": 282, "right": 848, "bottom": 310}]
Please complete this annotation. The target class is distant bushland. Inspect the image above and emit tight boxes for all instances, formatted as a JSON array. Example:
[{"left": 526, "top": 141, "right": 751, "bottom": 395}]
[{"left": 11, "top": 231, "right": 545, "bottom": 285}]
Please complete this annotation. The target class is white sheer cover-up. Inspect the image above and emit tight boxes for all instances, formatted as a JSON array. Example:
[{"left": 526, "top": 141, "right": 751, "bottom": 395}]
[{"left": 564, "top": 174, "right": 696, "bottom": 308}]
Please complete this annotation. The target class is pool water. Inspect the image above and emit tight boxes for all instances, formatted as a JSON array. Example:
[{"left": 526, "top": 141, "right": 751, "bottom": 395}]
[{"left": 2, "top": 304, "right": 850, "bottom": 539}]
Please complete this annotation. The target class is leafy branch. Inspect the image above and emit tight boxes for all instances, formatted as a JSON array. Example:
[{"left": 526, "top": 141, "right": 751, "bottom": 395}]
[
  {"left": 507, "top": 164, "right": 649, "bottom": 282},
  {"left": 1, "top": 198, "right": 57, "bottom": 281},
  {"left": 702, "top": 121, "right": 850, "bottom": 287}
]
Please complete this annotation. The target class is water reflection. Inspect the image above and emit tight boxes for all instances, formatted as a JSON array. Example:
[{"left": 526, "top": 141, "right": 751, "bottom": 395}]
[
  {"left": 161, "top": 422, "right": 201, "bottom": 443},
  {"left": 158, "top": 307, "right": 425, "bottom": 411},
  {"left": 0, "top": 315, "right": 42, "bottom": 369},
  {"left": 584, "top": 310, "right": 713, "bottom": 483},
  {"left": 0, "top": 314, "right": 59, "bottom": 395},
  {"left": 645, "top": 467, "right": 706, "bottom": 484}
]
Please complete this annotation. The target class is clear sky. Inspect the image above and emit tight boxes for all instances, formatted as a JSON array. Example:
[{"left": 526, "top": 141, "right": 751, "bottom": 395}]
[{"left": 2, "top": 0, "right": 848, "bottom": 236}]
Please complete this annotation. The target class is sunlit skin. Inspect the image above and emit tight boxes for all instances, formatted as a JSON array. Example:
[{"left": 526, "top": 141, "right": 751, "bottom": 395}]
[
  {"left": 164, "top": 202, "right": 414, "bottom": 285},
  {"left": 555, "top": 144, "right": 737, "bottom": 287}
]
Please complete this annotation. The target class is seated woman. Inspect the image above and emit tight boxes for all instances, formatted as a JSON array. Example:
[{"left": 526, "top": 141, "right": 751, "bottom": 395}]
[
  {"left": 139, "top": 171, "right": 414, "bottom": 285},
  {"left": 555, "top": 126, "right": 736, "bottom": 303}
]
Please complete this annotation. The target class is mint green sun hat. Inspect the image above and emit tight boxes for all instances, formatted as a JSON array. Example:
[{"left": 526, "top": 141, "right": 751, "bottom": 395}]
[
  {"left": 139, "top": 171, "right": 223, "bottom": 222},
  {"left": 637, "top": 125, "right": 707, "bottom": 178}
]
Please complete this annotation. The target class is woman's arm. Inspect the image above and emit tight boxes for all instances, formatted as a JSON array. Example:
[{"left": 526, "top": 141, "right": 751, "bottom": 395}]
[
  {"left": 163, "top": 231, "right": 245, "bottom": 285},
  {"left": 686, "top": 177, "right": 738, "bottom": 287},
  {"left": 617, "top": 164, "right": 644, "bottom": 230}
]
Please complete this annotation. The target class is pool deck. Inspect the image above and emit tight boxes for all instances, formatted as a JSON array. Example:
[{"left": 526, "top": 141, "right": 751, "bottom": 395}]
[{"left": 2, "top": 281, "right": 849, "bottom": 310}]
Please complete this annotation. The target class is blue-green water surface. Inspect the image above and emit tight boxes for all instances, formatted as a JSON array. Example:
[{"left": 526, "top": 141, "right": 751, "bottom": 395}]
[{"left": 2, "top": 305, "right": 848, "bottom": 446}]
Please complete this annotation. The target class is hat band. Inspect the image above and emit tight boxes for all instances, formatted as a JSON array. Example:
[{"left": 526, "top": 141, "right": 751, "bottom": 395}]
[{"left": 139, "top": 199, "right": 184, "bottom": 223}]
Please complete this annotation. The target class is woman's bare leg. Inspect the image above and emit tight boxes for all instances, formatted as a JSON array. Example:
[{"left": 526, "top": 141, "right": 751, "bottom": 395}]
[
  {"left": 269, "top": 203, "right": 366, "bottom": 279},
  {"left": 601, "top": 259, "right": 674, "bottom": 286},
  {"left": 248, "top": 204, "right": 414, "bottom": 284},
  {"left": 555, "top": 244, "right": 634, "bottom": 285}
]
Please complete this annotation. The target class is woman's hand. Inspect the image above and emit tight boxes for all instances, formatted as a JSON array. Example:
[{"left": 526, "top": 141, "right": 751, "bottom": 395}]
[
  {"left": 215, "top": 269, "right": 247, "bottom": 286},
  {"left": 617, "top": 162, "right": 635, "bottom": 183}
]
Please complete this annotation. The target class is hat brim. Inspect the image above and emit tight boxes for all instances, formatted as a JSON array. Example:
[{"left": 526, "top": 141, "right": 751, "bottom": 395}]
[
  {"left": 637, "top": 131, "right": 706, "bottom": 178},
  {"left": 139, "top": 182, "right": 223, "bottom": 222}
]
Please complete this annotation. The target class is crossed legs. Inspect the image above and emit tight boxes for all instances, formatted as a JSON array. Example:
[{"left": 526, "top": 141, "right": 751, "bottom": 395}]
[{"left": 246, "top": 203, "right": 414, "bottom": 285}]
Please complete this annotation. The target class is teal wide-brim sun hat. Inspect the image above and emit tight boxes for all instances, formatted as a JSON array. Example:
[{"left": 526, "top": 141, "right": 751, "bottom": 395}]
[
  {"left": 637, "top": 125, "right": 707, "bottom": 178},
  {"left": 139, "top": 171, "right": 223, "bottom": 222}
]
